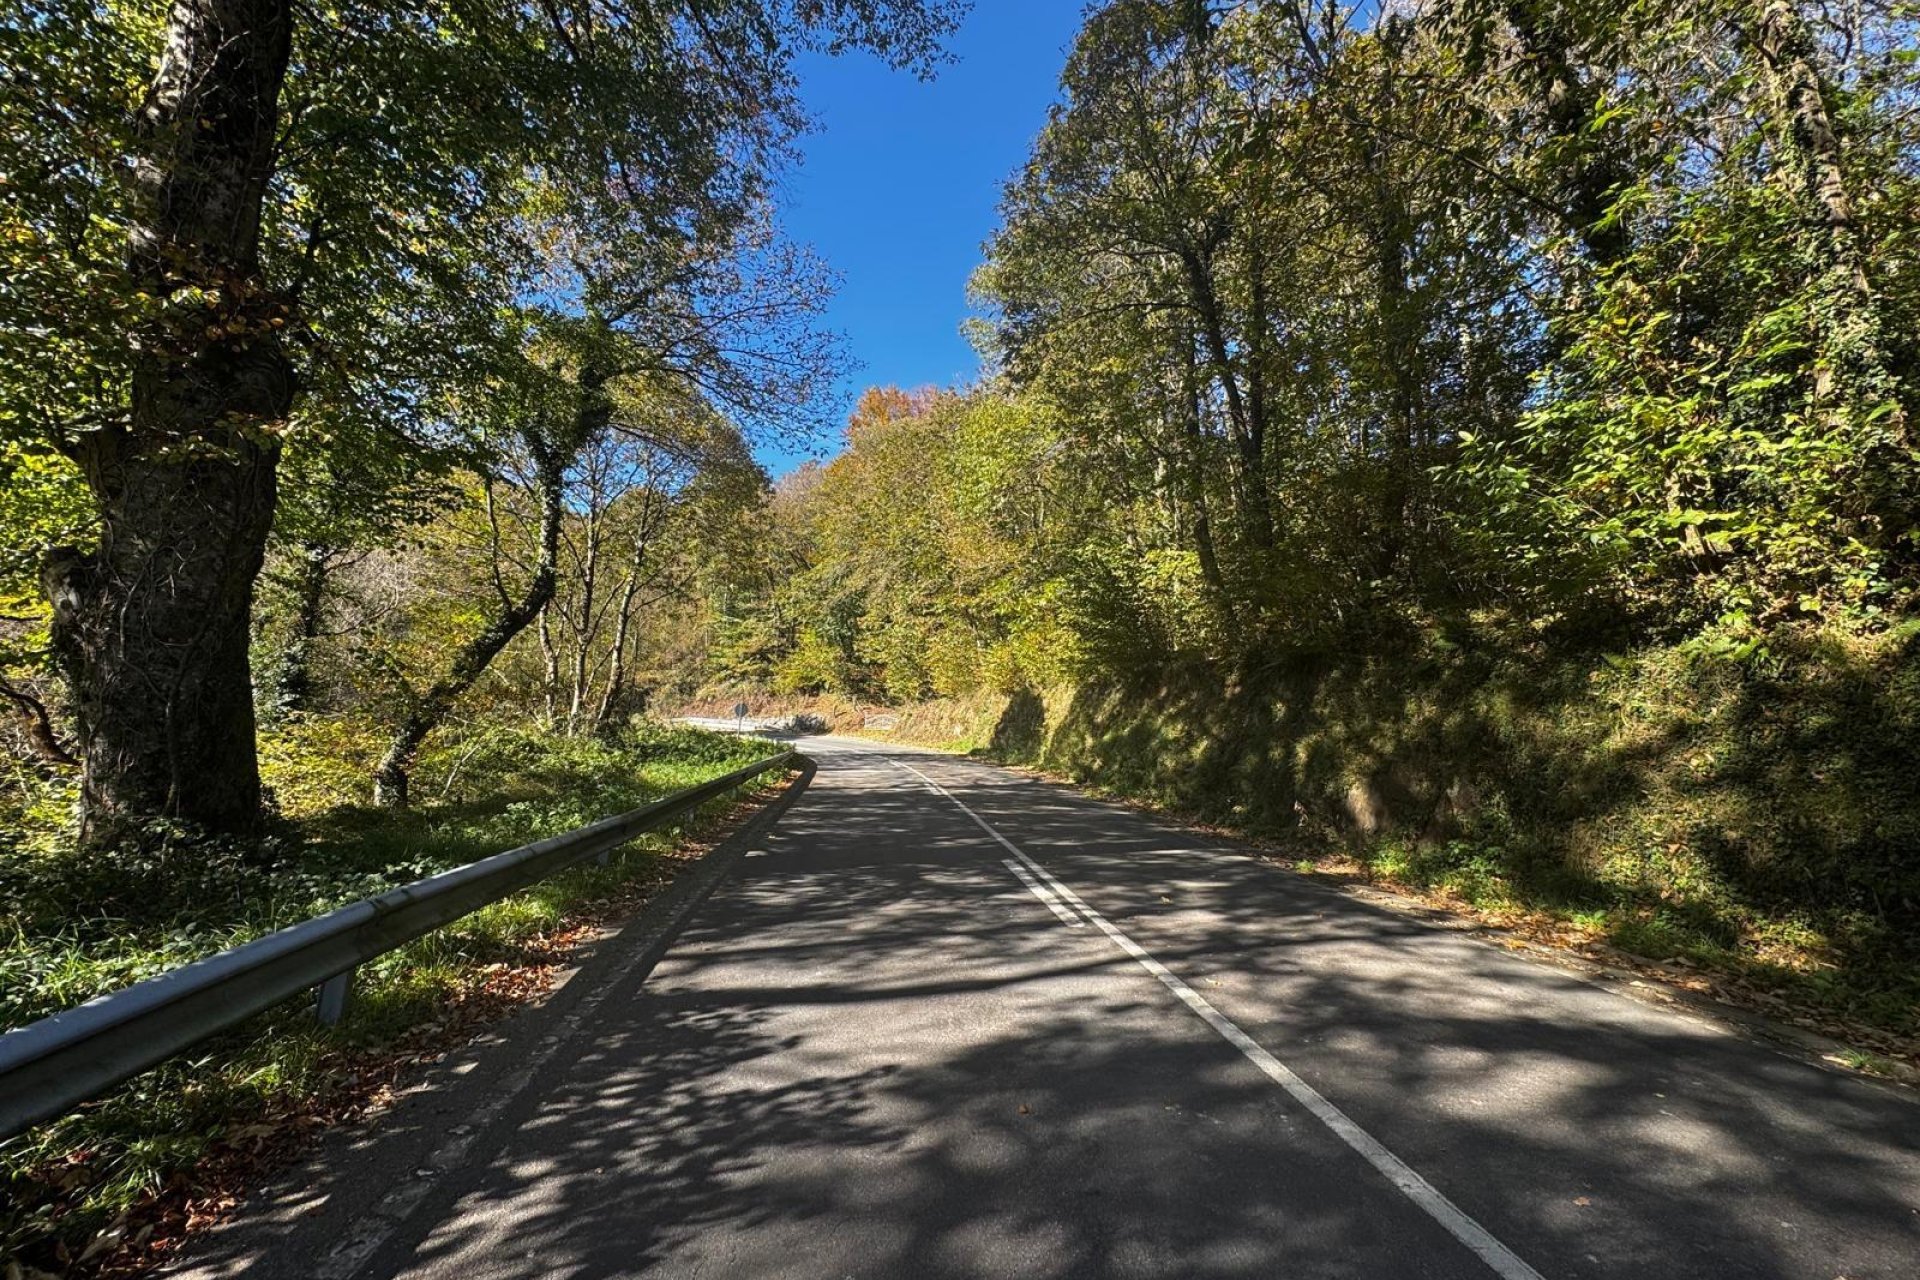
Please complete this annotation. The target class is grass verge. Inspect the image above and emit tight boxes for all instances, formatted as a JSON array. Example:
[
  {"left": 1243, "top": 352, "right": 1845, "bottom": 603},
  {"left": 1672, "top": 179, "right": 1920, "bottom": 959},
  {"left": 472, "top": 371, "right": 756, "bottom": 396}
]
[{"left": 0, "top": 720, "right": 781, "bottom": 1277}]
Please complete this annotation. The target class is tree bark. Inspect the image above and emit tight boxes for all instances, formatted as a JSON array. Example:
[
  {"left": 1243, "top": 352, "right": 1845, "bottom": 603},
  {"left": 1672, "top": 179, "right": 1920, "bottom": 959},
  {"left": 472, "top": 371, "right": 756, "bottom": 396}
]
[
  {"left": 1181, "top": 249, "right": 1274, "bottom": 551},
  {"left": 1179, "top": 338, "right": 1234, "bottom": 618},
  {"left": 538, "top": 604, "right": 561, "bottom": 727},
  {"left": 591, "top": 565, "right": 643, "bottom": 736},
  {"left": 565, "top": 505, "right": 600, "bottom": 733},
  {"left": 272, "top": 541, "right": 332, "bottom": 714},
  {"left": 1365, "top": 112, "right": 1420, "bottom": 582},
  {"left": 45, "top": 0, "right": 296, "bottom": 842},
  {"left": 1750, "top": 0, "right": 1909, "bottom": 449},
  {"left": 373, "top": 440, "right": 564, "bottom": 807}
]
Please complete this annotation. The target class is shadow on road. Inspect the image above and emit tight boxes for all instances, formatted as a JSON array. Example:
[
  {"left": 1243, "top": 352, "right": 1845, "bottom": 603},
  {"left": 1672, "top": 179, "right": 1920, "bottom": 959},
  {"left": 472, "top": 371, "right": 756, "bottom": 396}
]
[{"left": 373, "top": 746, "right": 1920, "bottom": 1280}]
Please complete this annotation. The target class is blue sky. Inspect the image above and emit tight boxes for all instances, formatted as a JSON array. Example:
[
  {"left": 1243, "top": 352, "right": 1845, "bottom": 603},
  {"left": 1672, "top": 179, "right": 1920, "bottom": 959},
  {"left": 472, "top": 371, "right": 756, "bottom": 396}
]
[{"left": 761, "top": 1, "right": 1087, "bottom": 474}]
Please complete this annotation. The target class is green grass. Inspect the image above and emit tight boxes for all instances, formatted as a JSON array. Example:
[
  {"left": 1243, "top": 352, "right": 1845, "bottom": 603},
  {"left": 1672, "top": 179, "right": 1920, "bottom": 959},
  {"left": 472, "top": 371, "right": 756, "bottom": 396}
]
[
  {"left": 0, "top": 720, "right": 778, "bottom": 1272},
  {"left": 1833, "top": 1048, "right": 1906, "bottom": 1078}
]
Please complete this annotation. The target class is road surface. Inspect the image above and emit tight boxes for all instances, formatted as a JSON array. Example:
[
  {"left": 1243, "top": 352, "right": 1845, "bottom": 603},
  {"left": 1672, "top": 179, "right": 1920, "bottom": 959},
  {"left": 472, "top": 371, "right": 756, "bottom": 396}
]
[{"left": 177, "top": 736, "right": 1920, "bottom": 1279}]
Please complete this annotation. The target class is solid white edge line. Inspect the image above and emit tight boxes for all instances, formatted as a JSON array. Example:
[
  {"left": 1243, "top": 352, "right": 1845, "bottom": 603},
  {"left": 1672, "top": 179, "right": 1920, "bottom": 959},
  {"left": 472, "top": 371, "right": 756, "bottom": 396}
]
[
  {"left": 892, "top": 758, "right": 1548, "bottom": 1280},
  {"left": 1001, "top": 858, "right": 1088, "bottom": 929}
]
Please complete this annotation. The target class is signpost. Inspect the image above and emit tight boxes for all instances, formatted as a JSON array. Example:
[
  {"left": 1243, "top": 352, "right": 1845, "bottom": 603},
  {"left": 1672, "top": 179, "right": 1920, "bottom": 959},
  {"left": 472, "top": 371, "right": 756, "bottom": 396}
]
[{"left": 733, "top": 701, "right": 748, "bottom": 732}]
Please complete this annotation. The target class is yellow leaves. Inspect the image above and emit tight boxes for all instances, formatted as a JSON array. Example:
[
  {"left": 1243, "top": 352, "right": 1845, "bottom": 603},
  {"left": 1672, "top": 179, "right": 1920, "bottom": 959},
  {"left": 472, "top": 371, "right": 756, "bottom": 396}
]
[{"left": 258, "top": 715, "right": 387, "bottom": 817}]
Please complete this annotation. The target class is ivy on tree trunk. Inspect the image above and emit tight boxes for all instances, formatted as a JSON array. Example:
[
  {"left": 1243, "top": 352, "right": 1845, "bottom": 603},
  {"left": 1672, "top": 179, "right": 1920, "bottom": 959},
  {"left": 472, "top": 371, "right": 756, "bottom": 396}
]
[{"left": 43, "top": 0, "right": 296, "bottom": 844}]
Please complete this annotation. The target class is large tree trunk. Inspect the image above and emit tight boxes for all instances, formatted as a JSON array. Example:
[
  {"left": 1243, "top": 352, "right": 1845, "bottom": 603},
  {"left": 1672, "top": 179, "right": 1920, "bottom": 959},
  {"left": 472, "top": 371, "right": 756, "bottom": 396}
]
[{"left": 45, "top": 0, "right": 296, "bottom": 843}]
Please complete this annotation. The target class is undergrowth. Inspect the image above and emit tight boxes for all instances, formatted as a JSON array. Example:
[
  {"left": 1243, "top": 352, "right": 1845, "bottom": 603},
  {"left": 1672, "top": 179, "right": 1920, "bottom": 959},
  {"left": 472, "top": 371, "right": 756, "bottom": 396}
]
[
  {"left": 1095, "top": 624, "right": 1918, "bottom": 1040},
  {"left": 0, "top": 718, "right": 777, "bottom": 1273},
  {"left": 791, "top": 623, "right": 1920, "bottom": 1048}
]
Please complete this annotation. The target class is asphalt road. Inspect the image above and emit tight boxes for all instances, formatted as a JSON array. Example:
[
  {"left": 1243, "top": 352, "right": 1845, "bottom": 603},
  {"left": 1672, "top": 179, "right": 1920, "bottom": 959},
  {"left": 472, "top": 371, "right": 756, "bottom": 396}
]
[{"left": 177, "top": 736, "right": 1920, "bottom": 1279}]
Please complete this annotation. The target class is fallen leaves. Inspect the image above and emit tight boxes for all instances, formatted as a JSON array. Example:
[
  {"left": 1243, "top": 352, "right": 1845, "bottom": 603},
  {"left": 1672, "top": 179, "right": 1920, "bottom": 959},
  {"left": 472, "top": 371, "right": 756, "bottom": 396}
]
[
  {"left": 1261, "top": 847, "right": 1920, "bottom": 1079},
  {"left": 4, "top": 793, "right": 776, "bottom": 1279}
]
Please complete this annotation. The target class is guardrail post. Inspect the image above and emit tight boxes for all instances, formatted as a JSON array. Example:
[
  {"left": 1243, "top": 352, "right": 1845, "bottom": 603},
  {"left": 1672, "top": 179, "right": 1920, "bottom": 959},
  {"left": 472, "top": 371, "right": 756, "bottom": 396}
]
[{"left": 315, "top": 969, "right": 356, "bottom": 1026}]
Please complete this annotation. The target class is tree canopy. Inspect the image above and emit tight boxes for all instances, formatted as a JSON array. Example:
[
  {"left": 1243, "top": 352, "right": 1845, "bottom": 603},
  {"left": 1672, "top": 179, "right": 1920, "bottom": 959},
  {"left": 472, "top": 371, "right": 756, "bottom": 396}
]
[
  {"left": 708, "top": 0, "right": 1920, "bottom": 706},
  {"left": 0, "top": 0, "right": 962, "bottom": 833}
]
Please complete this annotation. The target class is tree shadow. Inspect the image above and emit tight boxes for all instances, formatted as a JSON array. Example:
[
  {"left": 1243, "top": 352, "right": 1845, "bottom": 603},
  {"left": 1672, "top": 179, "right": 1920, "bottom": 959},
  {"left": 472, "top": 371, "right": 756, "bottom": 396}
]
[
  {"left": 348, "top": 744, "right": 1920, "bottom": 1280},
  {"left": 985, "top": 686, "right": 1046, "bottom": 762},
  {"left": 1027, "top": 630, "right": 1920, "bottom": 1033}
]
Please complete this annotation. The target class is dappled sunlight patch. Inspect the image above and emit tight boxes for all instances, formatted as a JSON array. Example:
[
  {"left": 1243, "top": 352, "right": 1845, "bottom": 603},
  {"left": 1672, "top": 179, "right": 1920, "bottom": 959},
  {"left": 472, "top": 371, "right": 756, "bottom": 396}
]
[{"left": 945, "top": 632, "right": 1920, "bottom": 1054}]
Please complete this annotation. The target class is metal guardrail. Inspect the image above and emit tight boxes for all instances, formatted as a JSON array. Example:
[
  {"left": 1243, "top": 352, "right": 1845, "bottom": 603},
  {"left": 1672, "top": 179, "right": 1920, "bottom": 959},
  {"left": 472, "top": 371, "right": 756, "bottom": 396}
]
[{"left": 0, "top": 750, "right": 792, "bottom": 1143}]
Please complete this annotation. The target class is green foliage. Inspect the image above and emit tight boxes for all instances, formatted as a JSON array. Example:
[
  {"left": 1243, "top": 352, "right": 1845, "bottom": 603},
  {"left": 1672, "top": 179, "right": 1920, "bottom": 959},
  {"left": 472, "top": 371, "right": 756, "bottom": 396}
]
[
  {"left": 0, "top": 0, "right": 154, "bottom": 445},
  {"left": 1459, "top": 115, "right": 1920, "bottom": 627},
  {"left": 0, "top": 441, "right": 90, "bottom": 662},
  {"left": 2, "top": 0, "right": 964, "bottom": 834},
  {"left": 709, "top": 386, "right": 1082, "bottom": 703},
  {"left": 0, "top": 720, "right": 774, "bottom": 1267},
  {"left": 957, "top": 0, "right": 1920, "bottom": 657}
]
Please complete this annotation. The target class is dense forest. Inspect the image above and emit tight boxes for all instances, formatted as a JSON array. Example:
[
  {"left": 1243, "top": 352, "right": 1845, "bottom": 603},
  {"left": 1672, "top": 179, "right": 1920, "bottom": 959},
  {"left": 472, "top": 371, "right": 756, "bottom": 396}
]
[
  {"left": 5, "top": 0, "right": 1919, "bottom": 992},
  {"left": 5, "top": 0, "right": 1920, "bottom": 1266},
  {"left": 734, "top": 0, "right": 1920, "bottom": 689},
  {"left": 1, "top": 0, "right": 962, "bottom": 834},
  {"left": 1, "top": 0, "right": 963, "bottom": 1266},
  {"left": 6, "top": 0, "right": 1920, "bottom": 981},
  {"left": 695, "top": 0, "right": 1920, "bottom": 1034}
]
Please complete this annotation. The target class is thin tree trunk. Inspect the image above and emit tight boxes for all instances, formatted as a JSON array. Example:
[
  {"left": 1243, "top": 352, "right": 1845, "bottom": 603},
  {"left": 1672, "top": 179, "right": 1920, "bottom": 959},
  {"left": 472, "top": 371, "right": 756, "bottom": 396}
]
[
  {"left": 538, "top": 604, "right": 560, "bottom": 727},
  {"left": 1182, "top": 251, "right": 1274, "bottom": 551},
  {"left": 1179, "top": 340, "right": 1234, "bottom": 617},
  {"left": 591, "top": 484, "right": 667, "bottom": 734},
  {"left": 44, "top": 0, "right": 296, "bottom": 843},
  {"left": 273, "top": 541, "right": 331, "bottom": 714},
  {"left": 1371, "top": 198, "right": 1417, "bottom": 580},
  {"left": 373, "top": 439, "right": 564, "bottom": 808},
  {"left": 1365, "top": 89, "right": 1420, "bottom": 582},
  {"left": 1751, "top": 0, "right": 1909, "bottom": 448},
  {"left": 592, "top": 567, "right": 643, "bottom": 735},
  {"left": 566, "top": 508, "right": 599, "bottom": 734}
]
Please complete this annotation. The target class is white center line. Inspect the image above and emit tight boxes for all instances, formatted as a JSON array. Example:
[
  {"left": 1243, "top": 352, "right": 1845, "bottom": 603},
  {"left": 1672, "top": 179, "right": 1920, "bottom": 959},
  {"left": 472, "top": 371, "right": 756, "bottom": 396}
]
[{"left": 892, "top": 757, "right": 1549, "bottom": 1280}]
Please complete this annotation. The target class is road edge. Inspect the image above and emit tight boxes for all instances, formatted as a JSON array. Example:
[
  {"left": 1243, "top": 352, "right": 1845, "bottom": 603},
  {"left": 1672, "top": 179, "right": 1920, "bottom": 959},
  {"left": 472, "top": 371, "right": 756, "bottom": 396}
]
[
  {"left": 868, "top": 739, "right": 1920, "bottom": 1094},
  {"left": 162, "top": 756, "right": 817, "bottom": 1280}
]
